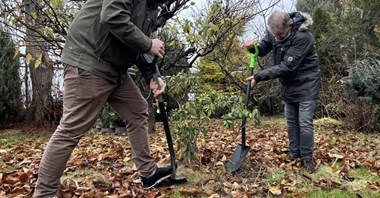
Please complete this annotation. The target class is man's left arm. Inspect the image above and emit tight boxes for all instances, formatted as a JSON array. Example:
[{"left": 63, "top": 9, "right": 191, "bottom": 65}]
[{"left": 100, "top": 0, "right": 152, "bottom": 53}]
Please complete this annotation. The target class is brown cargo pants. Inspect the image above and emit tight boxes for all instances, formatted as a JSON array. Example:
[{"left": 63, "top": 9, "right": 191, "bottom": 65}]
[{"left": 33, "top": 64, "right": 157, "bottom": 198}]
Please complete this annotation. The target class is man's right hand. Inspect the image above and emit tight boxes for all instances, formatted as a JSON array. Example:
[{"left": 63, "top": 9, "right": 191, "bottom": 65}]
[
  {"left": 244, "top": 40, "right": 256, "bottom": 50},
  {"left": 246, "top": 76, "right": 257, "bottom": 88},
  {"left": 150, "top": 77, "right": 166, "bottom": 98},
  {"left": 149, "top": 38, "right": 165, "bottom": 59}
]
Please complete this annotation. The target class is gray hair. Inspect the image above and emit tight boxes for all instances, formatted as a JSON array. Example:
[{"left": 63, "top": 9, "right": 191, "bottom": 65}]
[{"left": 267, "top": 11, "right": 292, "bottom": 34}]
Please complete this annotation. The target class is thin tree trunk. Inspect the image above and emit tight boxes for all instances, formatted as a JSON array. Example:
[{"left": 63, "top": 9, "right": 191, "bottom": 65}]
[
  {"left": 24, "top": 0, "right": 54, "bottom": 125},
  {"left": 24, "top": 60, "right": 30, "bottom": 106}
]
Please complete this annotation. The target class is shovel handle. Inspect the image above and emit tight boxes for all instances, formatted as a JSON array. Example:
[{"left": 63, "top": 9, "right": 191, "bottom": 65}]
[
  {"left": 241, "top": 68, "right": 254, "bottom": 148},
  {"left": 146, "top": 54, "right": 164, "bottom": 103},
  {"left": 150, "top": 58, "right": 177, "bottom": 178},
  {"left": 242, "top": 45, "right": 259, "bottom": 148},
  {"left": 248, "top": 44, "right": 259, "bottom": 68},
  {"left": 152, "top": 73, "right": 164, "bottom": 103}
]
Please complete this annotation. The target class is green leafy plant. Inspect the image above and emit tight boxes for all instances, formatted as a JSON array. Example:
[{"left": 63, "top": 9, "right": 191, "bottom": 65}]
[{"left": 166, "top": 72, "right": 260, "bottom": 161}]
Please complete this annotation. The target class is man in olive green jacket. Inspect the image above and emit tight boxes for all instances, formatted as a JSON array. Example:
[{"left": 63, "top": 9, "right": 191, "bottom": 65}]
[{"left": 33, "top": 0, "right": 172, "bottom": 197}]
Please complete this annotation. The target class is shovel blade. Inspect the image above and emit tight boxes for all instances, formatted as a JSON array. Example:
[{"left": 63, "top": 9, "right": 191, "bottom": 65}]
[{"left": 225, "top": 144, "right": 250, "bottom": 172}]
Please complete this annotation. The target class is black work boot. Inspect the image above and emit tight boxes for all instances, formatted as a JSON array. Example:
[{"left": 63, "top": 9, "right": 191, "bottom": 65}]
[
  {"left": 302, "top": 158, "right": 315, "bottom": 173},
  {"left": 286, "top": 152, "right": 300, "bottom": 161},
  {"left": 140, "top": 166, "right": 172, "bottom": 190}
]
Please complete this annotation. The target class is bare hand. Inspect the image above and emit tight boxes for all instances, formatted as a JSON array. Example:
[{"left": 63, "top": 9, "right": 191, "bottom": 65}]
[
  {"left": 246, "top": 76, "right": 257, "bottom": 88},
  {"left": 150, "top": 77, "right": 166, "bottom": 98},
  {"left": 149, "top": 39, "right": 165, "bottom": 59},
  {"left": 244, "top": 40, "right": 256, "bottom": 50}
]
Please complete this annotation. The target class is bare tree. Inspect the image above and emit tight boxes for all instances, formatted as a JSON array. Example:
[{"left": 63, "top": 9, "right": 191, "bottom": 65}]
[{"left": 0, "top": 0, "right": 192, "bottom": 126}]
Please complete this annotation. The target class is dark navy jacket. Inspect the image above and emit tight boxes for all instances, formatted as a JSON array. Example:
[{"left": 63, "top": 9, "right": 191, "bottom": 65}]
[{"left": 253, "top": 12, "right": 321, "bottom": 103}]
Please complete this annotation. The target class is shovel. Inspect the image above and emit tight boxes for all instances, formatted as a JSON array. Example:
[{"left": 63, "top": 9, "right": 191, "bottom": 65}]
[
  {"left": 143, "top": 54, "right": 188, "bottom": 184},
  {"left": 225, "top": 45, "right": 259, "bottom": 172}
]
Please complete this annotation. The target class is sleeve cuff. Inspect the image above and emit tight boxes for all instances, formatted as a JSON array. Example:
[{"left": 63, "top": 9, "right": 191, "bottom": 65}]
[
  {"left": 254, "top": 74, "right": 261, "bottom": 82},
  {"left": 144, "top": 40, "right": 152, "bottom": 53}
]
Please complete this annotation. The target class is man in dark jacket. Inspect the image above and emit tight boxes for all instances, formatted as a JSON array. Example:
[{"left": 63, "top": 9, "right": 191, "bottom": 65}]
[
  {"left": 245, "top": 11, "right": 320, "bottom": 173},
  {"left": 33, "top": 0, "right": 172, "bottom": 197}
]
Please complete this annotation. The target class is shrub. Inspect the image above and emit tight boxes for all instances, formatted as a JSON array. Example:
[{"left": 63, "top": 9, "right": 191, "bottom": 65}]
[
  {"left": 342, "top": 103, "right": 379, "bottom": 132},
  {"left": 343, "top": 59, "right": 380, "bottom": 103},
  {"left": 166, "top": 72, "right": 260, "bottom": 161},
  {"left": 0, "top": 29, "right": 22, "bottom": 128},
  {"left": 342, "top": 58, "right": 380, "bottom": 131}
]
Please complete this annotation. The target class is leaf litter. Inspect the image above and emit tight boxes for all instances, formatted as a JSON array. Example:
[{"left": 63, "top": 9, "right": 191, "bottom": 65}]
[{"left": 0, "top": 120, "right": 379, "bottom": 197}]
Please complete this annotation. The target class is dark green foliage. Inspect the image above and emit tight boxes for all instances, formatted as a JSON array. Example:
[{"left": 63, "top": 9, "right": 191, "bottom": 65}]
[
  {"left": 342, "top": 59, "right": 380, "bottom": 131},
  {"left": 166, "top": 72, "right": 260, "bottom": 159},
  {"left": 311, "top": 8, "right": 335, "bottom": 67},
  {"left": 0, "top": 29, "right": 22, "bottom": 128},
  {"left": 303, "top": 0, "right": 380, "bottom": 130},
  {"left": 98, "top": 104, "right": 124, "bottom": 129},
  {"left": 296, "top": 0, "right": 326, "bottom": 14},
  {"left": 343, "top": 59, "right": 380, "bottom": 103}
]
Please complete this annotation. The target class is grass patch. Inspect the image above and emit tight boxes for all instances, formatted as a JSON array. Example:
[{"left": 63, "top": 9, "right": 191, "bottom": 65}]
[
  {"left": 170, "top": 191, "right": 185, "bottom": 198},
  {"left": 307, "top": 188, "right": 356, "bottom": 198},
  {"left": 0, "top": 131, "right": 50, "bottom": 145},
  {"left": 167, "top": 167, "right": 214, "bottom": 198},
  {"left": 260, "top": 115, "right": 286, "bottom": 128},
  {"left": 314, "top": 117, "right": 343, "bottom": 128},
  {"left": 175, "top": 166, "right": 209, "bottom": 186},
  {"left": 350, "top": 132, "right": 376, "bottom": 140},
  {"left": 0, "top": 166, "right": 16, "bottom": 173},
  {"left": 304, "top": 166, "right": 380, "bottom": 197},
  {"left": 308, "top": 165, "right": 340, "bottom": 181},
  {"left": 0, "top": 132, "right": 23, "bottom": 144},
  {"left": 295, "top": 183, "right": 315, "bottom": 194},
  {"left": 357, "top": 188, "right": 380, "bottom": 198},
  {"left": 343, "top": 166, "right": 380, "bottom": 192},
  {"left": 0, "top": 131, "right": 50, "bottom": 153},
  {"left": 349, "top": 166, "right": 380, "bottom": 183},
  {"left": 263, "top": 168, "right": 285, "bottom": 184}
]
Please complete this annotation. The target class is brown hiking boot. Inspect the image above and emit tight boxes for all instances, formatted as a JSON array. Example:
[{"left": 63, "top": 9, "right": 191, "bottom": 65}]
[{"left": 302, "top": 158, "right": 315, "bottom": 173}]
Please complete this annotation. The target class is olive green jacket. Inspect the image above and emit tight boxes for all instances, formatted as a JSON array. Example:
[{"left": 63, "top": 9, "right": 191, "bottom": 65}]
[{"left": 61, "top": 0, "right": 159, "bottom": 84}]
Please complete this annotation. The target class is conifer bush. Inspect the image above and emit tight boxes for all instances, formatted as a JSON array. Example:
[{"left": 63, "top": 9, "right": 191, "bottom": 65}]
[
  {"left": 0, "top": 29, "right": 22, "bottom": 127},
  {"left": 342, "top": 58, "right": 380, "bottom": 131}
]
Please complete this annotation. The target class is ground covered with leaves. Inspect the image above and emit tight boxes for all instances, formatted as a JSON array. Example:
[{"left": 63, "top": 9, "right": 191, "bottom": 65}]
[{"left": 0, "top": 117, "right": 379, "bottom": 198}]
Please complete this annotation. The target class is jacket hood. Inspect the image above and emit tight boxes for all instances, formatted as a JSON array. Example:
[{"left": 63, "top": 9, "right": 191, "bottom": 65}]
[{"left": 290, "top": 12, "right": 313, "bottom": 31}]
